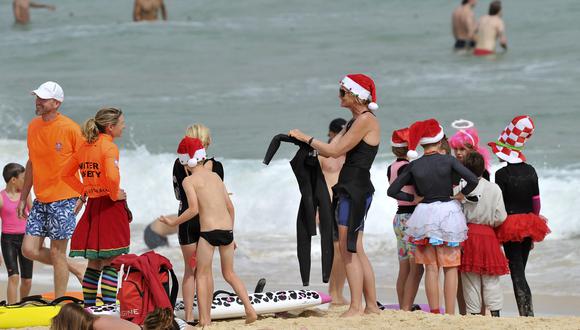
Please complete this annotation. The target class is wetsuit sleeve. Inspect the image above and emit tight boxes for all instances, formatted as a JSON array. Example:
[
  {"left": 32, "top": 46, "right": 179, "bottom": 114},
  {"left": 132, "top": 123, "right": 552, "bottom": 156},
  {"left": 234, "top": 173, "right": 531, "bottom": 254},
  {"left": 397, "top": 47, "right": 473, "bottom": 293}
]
[
  {"left": 386, "top": 165, "right": 392, "bottom": 182},
  {"left": 387, "top": 165, "right": 415, "bottom": 202},
  {"left": 451, "top": 157, "right": 478, "bottom": 196},
  {"left": 172, "top": 160, "right": 182, "bottom": 201},
  {"left": 61, "top": 152, "right": 84, "bottom": 195},
  {"left": 531, "top": 166, "right": 540, "bottom": 214},
  {"left": 104, "top": 146, "right": 121, "bottom": 201}
]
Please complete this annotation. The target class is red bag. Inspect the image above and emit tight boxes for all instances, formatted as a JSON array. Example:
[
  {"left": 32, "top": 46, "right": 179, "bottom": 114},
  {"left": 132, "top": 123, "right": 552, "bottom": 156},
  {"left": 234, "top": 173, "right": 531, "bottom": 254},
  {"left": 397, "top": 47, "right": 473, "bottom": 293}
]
[{"left": 111, "top": 251, "right": 178, "bottom": 325}]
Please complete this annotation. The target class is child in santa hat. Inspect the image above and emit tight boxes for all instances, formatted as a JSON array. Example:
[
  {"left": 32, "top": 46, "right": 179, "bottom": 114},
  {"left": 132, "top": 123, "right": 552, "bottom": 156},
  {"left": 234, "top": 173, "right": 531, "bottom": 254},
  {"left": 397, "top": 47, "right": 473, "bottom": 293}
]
[
  {"left": 289, "top": 73, "right": 381, "bottom": 317},
  {"left": 459, "top": 152, "right": 509, "bottom": 317},
  {"left": 160, "top": 137, "right": 257, "bottom": 326},
  {"left": 387, "top": 128, "right": 423, "bottom": 311},
  {"left": 387, "top": 118, "right": 478, "bottom": 315},
  {"left": 488, "top": 115, "right": 550, "bottom": 317}
]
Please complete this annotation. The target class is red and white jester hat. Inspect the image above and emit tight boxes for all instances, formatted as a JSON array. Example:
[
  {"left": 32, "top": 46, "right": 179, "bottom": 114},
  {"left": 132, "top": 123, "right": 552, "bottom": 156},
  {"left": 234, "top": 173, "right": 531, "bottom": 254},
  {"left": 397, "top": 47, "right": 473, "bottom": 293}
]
[
  {"left": 177, "top": 137, "right": 207, "bottom": 167},
  {"left": 391, "top": 127, "right": 409, "bottom": 147},
  {"left": 488, "top": 115, "right": 535, "bottom": 164},
  {"left": 339, "top": 74, "right": 379, "bottom": 111},
  {"left": 406, "top": 119, "right": 445, "bottom": 159}
]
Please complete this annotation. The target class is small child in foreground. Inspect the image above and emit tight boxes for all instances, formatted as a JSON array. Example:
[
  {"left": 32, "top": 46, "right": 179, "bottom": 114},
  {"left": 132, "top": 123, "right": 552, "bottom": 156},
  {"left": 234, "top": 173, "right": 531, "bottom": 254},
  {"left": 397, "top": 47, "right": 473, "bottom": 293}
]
[
  {"left": 161, "top": 137, "right": 257, "bottom": 326},
  {"left": 460, "top": 152, "right": 509, "bottom": 316}
]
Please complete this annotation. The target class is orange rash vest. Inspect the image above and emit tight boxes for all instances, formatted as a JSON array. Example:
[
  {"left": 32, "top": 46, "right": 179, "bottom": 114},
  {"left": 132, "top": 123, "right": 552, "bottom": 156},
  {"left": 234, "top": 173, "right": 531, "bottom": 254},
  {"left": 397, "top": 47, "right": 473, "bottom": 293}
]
[
  {"left": 61, "top": 134, "right": 121, "bottom": 201},
  {"left": 27, "top": 113, "right": 83, "bottom": 203}
]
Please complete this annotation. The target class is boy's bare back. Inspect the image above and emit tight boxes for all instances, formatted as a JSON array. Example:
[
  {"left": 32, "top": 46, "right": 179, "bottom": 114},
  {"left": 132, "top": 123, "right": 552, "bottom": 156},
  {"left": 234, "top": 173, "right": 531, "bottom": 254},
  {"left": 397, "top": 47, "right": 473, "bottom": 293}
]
[{"left": 184, "top": 166, "right": 233, "bottom": 232}]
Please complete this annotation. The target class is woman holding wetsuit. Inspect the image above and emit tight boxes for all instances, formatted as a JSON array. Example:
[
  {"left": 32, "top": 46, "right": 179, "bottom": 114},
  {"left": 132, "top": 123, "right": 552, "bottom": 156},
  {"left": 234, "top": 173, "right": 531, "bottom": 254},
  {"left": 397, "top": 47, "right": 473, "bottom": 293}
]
[
  {"left": 173, "top": 124, "right": 224, "bottom": 323},
  {"left": 289, "top": 74, "right": 381, "bottom": 317}
]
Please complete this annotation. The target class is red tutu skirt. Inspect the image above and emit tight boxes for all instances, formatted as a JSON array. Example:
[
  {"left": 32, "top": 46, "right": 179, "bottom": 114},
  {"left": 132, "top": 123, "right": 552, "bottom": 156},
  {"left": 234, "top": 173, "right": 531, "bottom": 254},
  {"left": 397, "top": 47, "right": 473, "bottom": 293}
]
[
  {"left": 70, "top": 196, "right": 131, "bottom": 259},
  {"left": 495, "top": 213, "right": 550, "bottom": 243},
  {"left": 460, "top": 224, "right": 509, "bottom": 275}
]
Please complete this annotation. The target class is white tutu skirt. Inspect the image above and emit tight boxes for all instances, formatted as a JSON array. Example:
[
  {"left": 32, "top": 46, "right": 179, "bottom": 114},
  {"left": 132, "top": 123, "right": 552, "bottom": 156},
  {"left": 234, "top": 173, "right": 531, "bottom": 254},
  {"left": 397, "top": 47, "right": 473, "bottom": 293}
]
[{"left": 405, "top": 201, "right": 468, "bottom": 244}]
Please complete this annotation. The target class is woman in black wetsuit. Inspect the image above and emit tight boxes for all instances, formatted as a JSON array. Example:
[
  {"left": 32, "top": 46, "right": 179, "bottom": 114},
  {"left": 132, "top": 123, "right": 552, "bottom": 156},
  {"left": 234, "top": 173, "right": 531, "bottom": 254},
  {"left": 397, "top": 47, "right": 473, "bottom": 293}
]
[
  {"left": 289, "top": 74, "right": 381, "bottom": 317},
  {"left": 173, "top": 124, "right": 224, "bottom": 323}
]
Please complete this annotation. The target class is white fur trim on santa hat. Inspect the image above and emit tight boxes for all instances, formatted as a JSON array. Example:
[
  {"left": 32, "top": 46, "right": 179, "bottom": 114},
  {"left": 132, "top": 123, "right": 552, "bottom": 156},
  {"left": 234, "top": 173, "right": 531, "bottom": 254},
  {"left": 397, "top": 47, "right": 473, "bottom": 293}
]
[
  {"left": 391, "top": 141, "right": 408, "bottom": 147},
  {"left": 340, "top": 76, "right": 371, "bottom": 101},
  {"left": 367, "top": 102, "right": 378, "bottom": 111},
  {"left": 179, "top": 149, "right": 207, "bottom": 167},
  {"left": 178, "top": 153, "right": 190, "bottom": 166},
  {"left": 407, "top": 150, "right": 419, "bottom": 159},
  {"left": 419, "top": 126, "right": 445, "bottom": 145}
]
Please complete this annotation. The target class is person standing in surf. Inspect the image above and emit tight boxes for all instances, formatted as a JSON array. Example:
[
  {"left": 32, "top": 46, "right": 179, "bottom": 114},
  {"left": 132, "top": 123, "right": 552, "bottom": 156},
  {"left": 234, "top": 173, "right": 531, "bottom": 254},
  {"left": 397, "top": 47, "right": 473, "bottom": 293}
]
[
  {"left": 488, "top": 115, "right": 550, "bottom": 317},
  {"left": 289, "top": 73, "right": 381, "bottom": 317},
  {"left": 62, "top": 107, "right": 131, "bottom": 307},
  {"left": 160, "top": 137, "right": 257, "bottom": 326}
]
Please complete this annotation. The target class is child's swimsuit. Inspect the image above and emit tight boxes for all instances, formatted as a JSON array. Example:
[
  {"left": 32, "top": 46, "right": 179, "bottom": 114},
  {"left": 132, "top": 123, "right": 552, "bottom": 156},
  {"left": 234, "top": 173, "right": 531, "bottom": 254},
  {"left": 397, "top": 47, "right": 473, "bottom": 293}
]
[{"left": 200, "top": 230, "right": 234, "bottom": 246}]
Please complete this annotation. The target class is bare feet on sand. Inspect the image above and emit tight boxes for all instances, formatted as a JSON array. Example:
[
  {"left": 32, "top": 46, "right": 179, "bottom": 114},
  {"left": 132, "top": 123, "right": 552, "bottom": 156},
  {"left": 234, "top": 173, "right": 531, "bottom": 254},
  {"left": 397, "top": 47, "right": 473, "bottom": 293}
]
[
  {"left": 364, "top": 305, "right": 381, "bottom": 315},
  {"left": 340, "top": 308, "right": 364, "bottom": 318},
  {"left": 245, "top": 310, "right": 258, "bottom": 324},
  {"left": 330, "top": 297, "right": 349, "bottom": 306}
]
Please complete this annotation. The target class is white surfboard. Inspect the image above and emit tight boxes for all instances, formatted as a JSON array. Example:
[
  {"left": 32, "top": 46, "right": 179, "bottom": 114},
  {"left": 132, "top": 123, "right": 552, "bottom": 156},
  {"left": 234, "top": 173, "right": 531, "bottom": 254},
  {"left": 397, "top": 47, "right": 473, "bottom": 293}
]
[{"left": 86, "top": 289, "right": 331, "bottom": 320}]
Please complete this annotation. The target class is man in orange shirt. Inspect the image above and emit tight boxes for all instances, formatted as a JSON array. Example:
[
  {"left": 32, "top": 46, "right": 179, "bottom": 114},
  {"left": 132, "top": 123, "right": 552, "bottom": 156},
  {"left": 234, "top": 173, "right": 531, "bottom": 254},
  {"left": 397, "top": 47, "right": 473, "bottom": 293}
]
[{"left": 17, "top": 81, "right": 85, "bottom": 298}]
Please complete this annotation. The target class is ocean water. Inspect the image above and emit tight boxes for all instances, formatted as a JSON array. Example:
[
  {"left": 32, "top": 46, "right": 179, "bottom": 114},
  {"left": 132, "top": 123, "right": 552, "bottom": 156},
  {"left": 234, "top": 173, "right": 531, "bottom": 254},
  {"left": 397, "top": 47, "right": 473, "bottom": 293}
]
[{"left": 1, "top": 0, "right": 579, "bottom": 302}]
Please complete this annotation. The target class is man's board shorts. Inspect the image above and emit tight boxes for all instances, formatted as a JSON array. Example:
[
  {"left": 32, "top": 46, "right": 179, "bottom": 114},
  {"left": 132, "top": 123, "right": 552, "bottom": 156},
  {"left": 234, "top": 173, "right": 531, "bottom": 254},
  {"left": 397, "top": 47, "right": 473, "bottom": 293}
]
[
  {"left": 26, "top": 197, "right": 78, "bottom": 240},
  {"left": 392, "top": 213, "right": 416, "bottom": 261},
  {"left": 473, "top": 48, "right": 494, "bottom": 56},
  {"left": 454, "top": 39, "right": 475, "bottom": 49},
  {"left": 144, "top": 223, "right": 169, "bottom": 249},
  {"left": 415, "top": 244, "right": 461, "bottom": 268}
]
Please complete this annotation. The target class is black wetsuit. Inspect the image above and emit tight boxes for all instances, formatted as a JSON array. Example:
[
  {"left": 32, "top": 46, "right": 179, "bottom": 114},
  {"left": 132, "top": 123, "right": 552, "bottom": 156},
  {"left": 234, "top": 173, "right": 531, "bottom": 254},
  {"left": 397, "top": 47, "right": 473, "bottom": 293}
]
[
  {"left": 332, "top": 115, "right": 378, "bottom": 253},
  {"left": 494, "top": 162, "right": 539, "bottom": 317},
  {"left": 387, "top": 153, "right": 478, "bottom": 203},
  {"left": 173, "top": 158, "right": 224, "bottom": 246},
  {"left": 263, "top": 134, "right": 334, "bottom": 286}
]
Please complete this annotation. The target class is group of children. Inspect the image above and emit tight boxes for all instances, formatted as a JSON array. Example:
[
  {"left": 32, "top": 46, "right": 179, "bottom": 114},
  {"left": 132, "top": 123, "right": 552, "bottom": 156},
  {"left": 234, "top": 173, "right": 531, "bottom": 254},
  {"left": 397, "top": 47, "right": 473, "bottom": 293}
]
[{"left": 387, "top": 115, "right": 550, "bottom": 317}]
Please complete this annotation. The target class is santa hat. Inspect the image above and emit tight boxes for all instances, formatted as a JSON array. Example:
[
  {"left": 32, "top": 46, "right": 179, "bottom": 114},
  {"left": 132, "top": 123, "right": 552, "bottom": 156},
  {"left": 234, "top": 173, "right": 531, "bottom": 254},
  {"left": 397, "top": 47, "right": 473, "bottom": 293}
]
[
  {"left": 391, "top": 128, "right": 409, "bottom": 147},
  {"left": 339, "top": 74, "right": 379, "bottom": 111},
  {"left": 177, "top": 137, "right": 207, "bottom": 167},
  {"left": 488, "top": 115, "right": 535, "bottom": 164},
  {"left": 406, "top": 119, "right": 445, "bottom": 159}
]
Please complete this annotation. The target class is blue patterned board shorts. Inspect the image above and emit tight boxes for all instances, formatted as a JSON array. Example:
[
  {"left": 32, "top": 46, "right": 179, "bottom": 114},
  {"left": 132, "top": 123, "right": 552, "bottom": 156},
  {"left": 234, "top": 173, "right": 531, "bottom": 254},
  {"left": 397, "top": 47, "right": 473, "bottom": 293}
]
[
  {"left": 26, "top": 198, "right": 78, "bottom": 240},
  {"left": 392, "top": 213, "right": 416, "bottom": 261}
]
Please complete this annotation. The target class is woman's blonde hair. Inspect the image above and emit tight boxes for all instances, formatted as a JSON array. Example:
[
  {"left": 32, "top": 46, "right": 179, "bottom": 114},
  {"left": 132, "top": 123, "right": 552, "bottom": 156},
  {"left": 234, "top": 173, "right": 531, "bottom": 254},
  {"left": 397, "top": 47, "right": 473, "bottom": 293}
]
[
  {"left": 185, "top": 124, "right": 211, "bottom": 148},
  {"left": 50, "top": 303, "right": 96, "bottom": 330},
  {"left": 82, "top": 107, "right": 123, "bottom": 144}
]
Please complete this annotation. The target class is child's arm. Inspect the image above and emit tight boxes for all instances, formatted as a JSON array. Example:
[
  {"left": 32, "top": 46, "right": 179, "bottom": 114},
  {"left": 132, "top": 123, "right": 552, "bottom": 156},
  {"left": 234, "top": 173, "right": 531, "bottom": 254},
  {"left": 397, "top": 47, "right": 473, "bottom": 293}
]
[
  {"left": 224, "top": 184, "right": 235, "bottom": 226},
  {"left": 387, "top": 165, "right": 415, "bottom": 202},
  {"left": 493, "top": 186, "right": 508, "bottom": 227},
  {"left": 160, "top": 177, "right": 198, "bottom": 226}
]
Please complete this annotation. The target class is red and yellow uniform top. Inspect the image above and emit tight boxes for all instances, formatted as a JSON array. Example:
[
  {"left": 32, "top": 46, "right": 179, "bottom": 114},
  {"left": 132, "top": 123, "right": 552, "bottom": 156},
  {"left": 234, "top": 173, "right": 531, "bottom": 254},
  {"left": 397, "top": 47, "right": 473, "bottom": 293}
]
[
  {"left": 27, "top": 113, "right": 84, "bottom": 203},
  {"left": 61, "top": 134, "right": 121, "bottom": 201}
]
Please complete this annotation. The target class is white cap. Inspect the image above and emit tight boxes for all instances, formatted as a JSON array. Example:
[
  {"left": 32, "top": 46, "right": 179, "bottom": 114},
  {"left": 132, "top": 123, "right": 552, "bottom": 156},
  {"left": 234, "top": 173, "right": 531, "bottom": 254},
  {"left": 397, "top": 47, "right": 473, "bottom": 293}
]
[{"left": 31, "top": 81, "right": 64, "bottom": 102}]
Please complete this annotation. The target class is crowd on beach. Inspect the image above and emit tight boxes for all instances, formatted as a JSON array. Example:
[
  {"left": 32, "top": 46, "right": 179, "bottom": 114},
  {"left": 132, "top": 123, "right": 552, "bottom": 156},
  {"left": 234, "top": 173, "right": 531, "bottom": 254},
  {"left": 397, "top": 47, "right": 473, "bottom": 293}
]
[{"left": 0, "top": 0, "right": 553, "bottom": 329}]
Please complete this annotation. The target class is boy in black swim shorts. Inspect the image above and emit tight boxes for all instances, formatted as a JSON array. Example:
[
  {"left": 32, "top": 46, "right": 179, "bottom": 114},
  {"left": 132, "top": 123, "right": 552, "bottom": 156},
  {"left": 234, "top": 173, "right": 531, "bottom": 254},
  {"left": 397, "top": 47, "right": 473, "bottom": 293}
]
[{"left": 160, "top": 137, "right": 256, "bottom": 326}]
